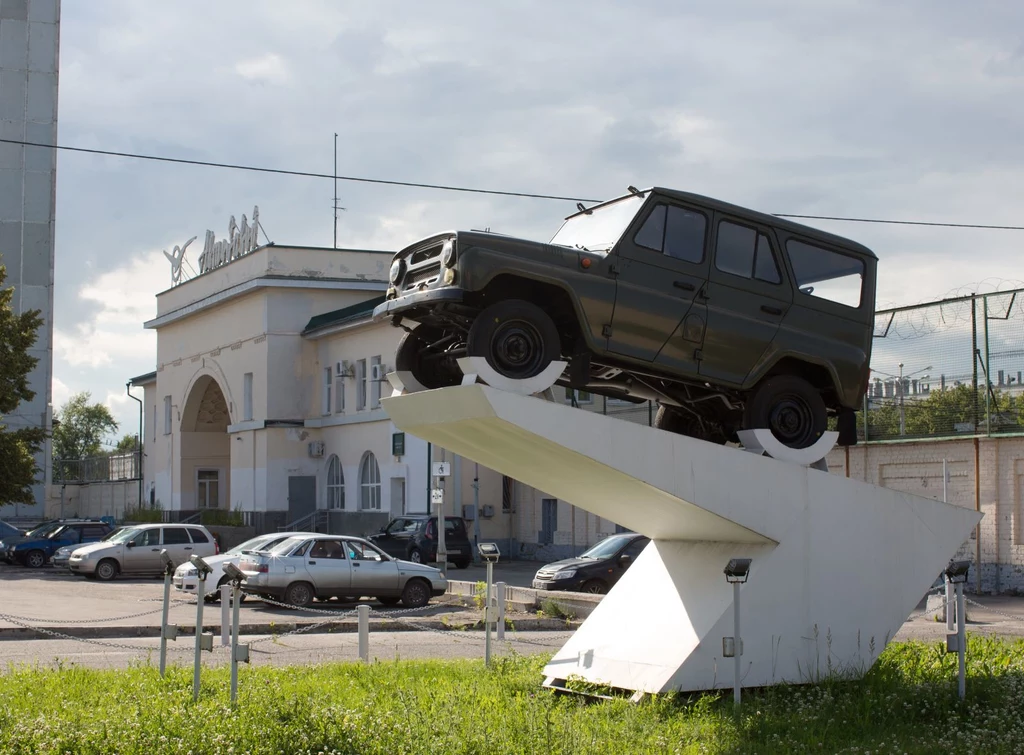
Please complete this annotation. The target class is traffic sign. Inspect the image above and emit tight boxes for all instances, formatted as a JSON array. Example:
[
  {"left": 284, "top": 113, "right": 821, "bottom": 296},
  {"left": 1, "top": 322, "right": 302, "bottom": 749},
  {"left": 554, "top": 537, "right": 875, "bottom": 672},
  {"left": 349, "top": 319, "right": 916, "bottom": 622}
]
[
  {"left": 431, "top": 488, "right": 444, "bottom": 504},
  {"left": 432, "top": 461, "right": 451, "bottom": 478}
]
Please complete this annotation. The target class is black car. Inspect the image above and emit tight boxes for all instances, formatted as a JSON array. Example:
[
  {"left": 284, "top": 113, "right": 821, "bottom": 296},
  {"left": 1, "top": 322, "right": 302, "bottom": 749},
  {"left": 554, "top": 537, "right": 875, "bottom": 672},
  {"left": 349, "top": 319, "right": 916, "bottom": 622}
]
[
  {"left": 531, "top": 532, "right": 650, "bottom": 594},
  {"left": 367, "top": 516, "right": 473, "bottom": 569}
]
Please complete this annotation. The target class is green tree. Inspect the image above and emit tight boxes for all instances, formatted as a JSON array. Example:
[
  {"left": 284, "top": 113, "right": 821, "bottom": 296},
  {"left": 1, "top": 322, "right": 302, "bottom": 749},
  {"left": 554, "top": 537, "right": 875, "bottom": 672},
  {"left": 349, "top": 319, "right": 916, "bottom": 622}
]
[
  {"left": 0, "top": 257, "right": 45, "bottom": 505},
  {"left": 112, "top": 433, "right": 140, "bottom": 455},
  {"left": 52, "top": 392, "right": 118, "bottom": 479}
]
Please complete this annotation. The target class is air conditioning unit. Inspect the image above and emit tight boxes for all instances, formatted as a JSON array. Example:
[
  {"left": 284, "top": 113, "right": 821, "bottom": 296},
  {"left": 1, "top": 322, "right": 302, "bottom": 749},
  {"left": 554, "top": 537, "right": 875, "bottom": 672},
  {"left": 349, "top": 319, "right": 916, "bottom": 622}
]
[
  {"left": 307, "top": 441, "right": 325, "bottom": 458},
  {"left": 481, "top": 504, "right": 495, "bottom": 518},
  {"left": 335, "top": 360, "right": 352, "bottom": 378},
  {"left": 370, "top": 363, "right": 388, "bottom": 382}
]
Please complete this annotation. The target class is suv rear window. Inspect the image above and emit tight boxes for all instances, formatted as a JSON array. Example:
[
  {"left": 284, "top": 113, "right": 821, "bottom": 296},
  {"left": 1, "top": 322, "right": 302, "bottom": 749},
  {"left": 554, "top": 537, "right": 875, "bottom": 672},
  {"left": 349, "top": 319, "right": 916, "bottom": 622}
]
[
  {"left": 187, "top": 528, "right": 209, "bottom": 543},
  {"left": 162, "top": 527, "right": 191, "bottom": 545}
]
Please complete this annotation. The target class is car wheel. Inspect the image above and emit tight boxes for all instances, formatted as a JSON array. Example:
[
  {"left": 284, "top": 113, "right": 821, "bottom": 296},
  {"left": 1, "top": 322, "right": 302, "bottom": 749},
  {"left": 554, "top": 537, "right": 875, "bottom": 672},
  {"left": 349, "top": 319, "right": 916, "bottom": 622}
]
[
  {"left": 94, "top": 559, "right": 119, "bottom": 582},
  {"left": 580, "top": 579, "right": 607, "bottom": 595},
  {"left": 395, "top": 327, "right": 465, "bottom": 390},
  {"left": 401, "top": 578, "right": 431, "bottom": 608},
  {"left": 654, "top": 405, "right": 728, "bottom": 445},
  {"left": 467, "top": 299, "right": 561, "bottom": 382},
  {"left": 743, "top": 375, "right": 827, "bottom": 450},
  {"left": 24, "top": 550, "right": 47, "bottom": 569},
  {"left": 284, "top": 582, "right": 314, "bottom": 607},
  {"left": 377, "top": 596, "right": 401, "bottom": 606},
  {"left": 453, "top": 559, "right": 471, "bottom": 569},
  {"left": 408, "top": 548, "right": 423, "bottom": 564}
]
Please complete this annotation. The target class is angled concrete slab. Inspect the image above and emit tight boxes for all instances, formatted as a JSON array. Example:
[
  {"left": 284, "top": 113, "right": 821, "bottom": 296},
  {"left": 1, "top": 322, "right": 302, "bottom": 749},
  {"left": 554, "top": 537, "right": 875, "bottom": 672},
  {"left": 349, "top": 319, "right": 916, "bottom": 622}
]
[{"left": 382, "top": 384, "right": 982, "bottom": 694}]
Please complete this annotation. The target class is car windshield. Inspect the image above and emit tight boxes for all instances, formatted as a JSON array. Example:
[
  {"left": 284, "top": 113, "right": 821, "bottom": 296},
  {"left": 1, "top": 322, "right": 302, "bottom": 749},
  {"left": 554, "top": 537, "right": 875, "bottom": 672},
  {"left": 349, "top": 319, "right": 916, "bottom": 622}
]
[
  {"left": 106, "top": 527, "right": 140, "bottom": 544},
  {"left": 578, "top": 535, "right": 632, "bottom": 560},
  {"left": 228, "top": 535, "right": 277, "bottom": 556},
  {"left": 25, "top": 522, "right": 60, "bottom": 538},
  {"left": 549, "top": 193, "right": 647, "bottom": 253},
  {"left": 267, "top": 536, "right": 307, "bottom": 556}
]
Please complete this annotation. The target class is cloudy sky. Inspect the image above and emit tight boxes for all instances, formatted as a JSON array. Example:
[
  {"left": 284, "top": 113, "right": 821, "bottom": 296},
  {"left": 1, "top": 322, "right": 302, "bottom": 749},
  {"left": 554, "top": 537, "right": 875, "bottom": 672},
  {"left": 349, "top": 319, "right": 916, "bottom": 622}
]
[{"left": 49, "top": 0, "right": 1024, "bottom": 440}]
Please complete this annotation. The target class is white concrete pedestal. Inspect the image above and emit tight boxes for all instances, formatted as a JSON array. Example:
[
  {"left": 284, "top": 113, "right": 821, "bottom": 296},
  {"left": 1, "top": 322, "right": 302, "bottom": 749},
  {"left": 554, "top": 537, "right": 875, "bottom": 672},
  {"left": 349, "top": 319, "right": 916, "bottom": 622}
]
[{"left": 381, "top": 384, "right": 981, "bottom": 695}]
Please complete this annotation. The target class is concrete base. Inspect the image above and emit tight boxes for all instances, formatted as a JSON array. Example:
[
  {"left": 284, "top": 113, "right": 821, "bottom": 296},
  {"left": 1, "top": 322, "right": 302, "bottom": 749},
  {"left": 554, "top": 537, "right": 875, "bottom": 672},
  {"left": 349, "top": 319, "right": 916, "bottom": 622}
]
[{"left": 382, "top": 384, "right": 982, "bottom": 695}]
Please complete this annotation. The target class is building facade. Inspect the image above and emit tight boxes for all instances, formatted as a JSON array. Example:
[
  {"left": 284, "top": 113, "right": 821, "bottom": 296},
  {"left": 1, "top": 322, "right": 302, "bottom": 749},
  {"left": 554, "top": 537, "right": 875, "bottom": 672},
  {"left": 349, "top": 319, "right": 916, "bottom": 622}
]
[{"left": 0, "top": 0, "right": 61, "bottom": 517}]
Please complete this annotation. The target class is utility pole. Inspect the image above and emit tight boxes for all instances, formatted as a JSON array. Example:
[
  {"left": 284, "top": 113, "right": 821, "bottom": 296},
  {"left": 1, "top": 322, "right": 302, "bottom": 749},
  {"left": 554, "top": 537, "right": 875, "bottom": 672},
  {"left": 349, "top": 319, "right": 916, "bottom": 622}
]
[
  {"left": 333, "top": 133, "right": 338, "bottom": 249},
  {"left": 898, "top": 362, "right": 905, "bottom": 436}
]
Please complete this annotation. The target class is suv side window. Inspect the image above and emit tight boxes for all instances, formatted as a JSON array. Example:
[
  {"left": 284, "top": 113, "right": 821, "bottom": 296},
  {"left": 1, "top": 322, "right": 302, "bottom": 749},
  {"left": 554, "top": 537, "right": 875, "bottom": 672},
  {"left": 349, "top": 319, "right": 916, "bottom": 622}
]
[
  {"left": 714, "top": 221, "right": 781, "bottom": 284},
  {"left": 82, "top": 525, "right": 108, "bottom": 539},
  {"left": 162, "top": 528, "right": 191, "bottom": 545},
  {"left": 785, "top": 239, "right": 864, "bottom": 308},
  {"left": 633, "top": 203, "right": 707, "bottom": 263},
  {"left": 187, "top": 528, "right": 209, "bottom": 543},
  {"left": 136, "top": 529, "right": 160, "bottom": 547},
  {"left": 622, "top": 537, "right": 649, "bottom": 559}
]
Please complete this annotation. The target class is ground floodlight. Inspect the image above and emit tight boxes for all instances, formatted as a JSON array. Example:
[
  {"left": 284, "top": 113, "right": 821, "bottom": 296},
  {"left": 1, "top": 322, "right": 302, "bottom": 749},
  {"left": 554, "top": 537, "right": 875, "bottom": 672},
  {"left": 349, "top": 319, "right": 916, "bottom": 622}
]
[
  {"left": 222, "top": 562, "right": 245, "bottom": 582},
  {"left": 190, "top": 554, "right": 213, "bottom": 578},
  {"left": 724, "top": 558, "right": 752, "bottom": 584},
  {"left": 159, "top": 549, "right": 173, "bottom": 568},
  {"left": 478, "top": 542, "right": 500, "bottom": 563},
  {"left": 945, "top": 560, "right": 971, "bottom": 584}
]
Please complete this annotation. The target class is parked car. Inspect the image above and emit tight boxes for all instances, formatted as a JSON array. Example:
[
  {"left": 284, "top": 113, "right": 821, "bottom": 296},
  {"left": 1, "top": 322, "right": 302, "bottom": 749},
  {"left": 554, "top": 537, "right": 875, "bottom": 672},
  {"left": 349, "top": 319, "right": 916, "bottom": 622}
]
[
  {"left": 239, "top": 534, "right": 447, "bottom": 608},
  {"left": 0, "top": 520, "right": 24, "bottom": 541},
  {"left": 68, "top": 523, "right": 218, "bottom": 581},
  {"left": 532, "top": 532, "right": 650, "bottom": 594},
  {"left": 373, "top": 186, "right": 878, "bottom": 450},
  {"left": 367, "top": 515, "right": 472, "bottom": 568},
  {"left": 0, "top": 519, "right": 84, "bottom": 563},
  {"left": 52, "top": 527, "right": 125, "bottom": 569},
  {"left": 173, "top": 531, "right": 321, "bottom": 602},
  {"left": 7, "top": 521, "right": 114, "bottom": 568}
]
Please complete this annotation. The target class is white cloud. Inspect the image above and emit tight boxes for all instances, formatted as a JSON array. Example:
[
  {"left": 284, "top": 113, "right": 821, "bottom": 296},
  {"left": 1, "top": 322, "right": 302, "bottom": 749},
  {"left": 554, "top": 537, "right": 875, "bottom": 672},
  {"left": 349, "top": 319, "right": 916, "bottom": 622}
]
[{"left": 233, "top": 53, "right": 290, "bottom": 85}]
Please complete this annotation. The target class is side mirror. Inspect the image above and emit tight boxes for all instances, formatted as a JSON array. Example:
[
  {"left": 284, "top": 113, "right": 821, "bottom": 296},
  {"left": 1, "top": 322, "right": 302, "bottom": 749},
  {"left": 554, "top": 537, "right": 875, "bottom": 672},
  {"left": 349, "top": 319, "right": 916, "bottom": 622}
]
[
  {"left": 619, "top": 553, "right": 631, "bottom": 563},
  {"left": 126, "top": 541, "right": 135, "bottom": 548}
]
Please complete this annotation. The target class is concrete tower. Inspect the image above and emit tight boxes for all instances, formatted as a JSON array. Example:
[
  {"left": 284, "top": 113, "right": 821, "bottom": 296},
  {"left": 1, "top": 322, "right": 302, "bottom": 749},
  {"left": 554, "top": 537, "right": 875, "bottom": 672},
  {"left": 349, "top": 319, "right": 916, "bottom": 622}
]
[{"left": 0, "top": 0, "right": 60, "bottom": 517}]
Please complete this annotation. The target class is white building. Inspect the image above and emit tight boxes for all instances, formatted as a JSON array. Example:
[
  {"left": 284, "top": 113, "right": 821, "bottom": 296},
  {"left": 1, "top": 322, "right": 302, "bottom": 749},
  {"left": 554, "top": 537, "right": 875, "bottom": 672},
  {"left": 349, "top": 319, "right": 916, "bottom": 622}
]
[{"left": 126, "top": 210, "right": 630, "bottom": 559}]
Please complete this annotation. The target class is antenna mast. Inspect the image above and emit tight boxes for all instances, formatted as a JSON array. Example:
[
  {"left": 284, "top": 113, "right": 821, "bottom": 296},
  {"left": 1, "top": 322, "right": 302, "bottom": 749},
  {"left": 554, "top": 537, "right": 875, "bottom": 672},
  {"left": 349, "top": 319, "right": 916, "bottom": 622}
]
[{"left": 333, "top": 132, "right": 338, "bottom": 249}]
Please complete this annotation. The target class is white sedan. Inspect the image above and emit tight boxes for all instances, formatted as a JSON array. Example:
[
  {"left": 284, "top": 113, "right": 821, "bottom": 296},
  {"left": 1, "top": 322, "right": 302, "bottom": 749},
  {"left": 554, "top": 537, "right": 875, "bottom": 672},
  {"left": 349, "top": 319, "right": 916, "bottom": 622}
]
[{"left": 173, "top": 531, "right": 321, "bottom": 602}]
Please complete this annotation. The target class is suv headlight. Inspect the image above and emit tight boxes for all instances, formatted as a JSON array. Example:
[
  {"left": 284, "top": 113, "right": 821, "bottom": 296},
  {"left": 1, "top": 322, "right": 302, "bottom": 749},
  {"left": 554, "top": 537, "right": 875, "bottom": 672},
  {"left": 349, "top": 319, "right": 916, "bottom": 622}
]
[
  {"left": 554, "top": 569, "right": 576, "bottom": 579},
  {"left": 441, "top": 239, "right": 456, "bottom": 267},
  {"left": 389, "top": 258, "right": 405, "bottom": 284}
]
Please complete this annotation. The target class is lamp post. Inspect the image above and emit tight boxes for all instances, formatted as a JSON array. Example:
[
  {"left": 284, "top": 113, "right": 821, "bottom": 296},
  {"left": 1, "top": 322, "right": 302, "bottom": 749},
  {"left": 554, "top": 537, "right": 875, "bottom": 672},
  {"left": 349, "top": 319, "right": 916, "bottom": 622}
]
[
  {"left": 724, "top": 558, "right": 752, "bottom": 707},
  {"left": 945, "top": 559, "right": 971, "bottom": 700},
  {"left": 875, "top": 364, "right": 932, "bottom": 436}
]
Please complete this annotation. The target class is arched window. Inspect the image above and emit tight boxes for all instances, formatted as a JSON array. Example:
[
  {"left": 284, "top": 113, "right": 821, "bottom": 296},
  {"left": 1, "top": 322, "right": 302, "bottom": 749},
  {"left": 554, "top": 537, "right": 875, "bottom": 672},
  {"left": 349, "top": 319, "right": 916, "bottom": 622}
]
[
  {"left": 359, "top": 451, "right": 381, "bottom": 510},
  {"left": 326, "top": 455, "right": 344, "bottom": 510}
]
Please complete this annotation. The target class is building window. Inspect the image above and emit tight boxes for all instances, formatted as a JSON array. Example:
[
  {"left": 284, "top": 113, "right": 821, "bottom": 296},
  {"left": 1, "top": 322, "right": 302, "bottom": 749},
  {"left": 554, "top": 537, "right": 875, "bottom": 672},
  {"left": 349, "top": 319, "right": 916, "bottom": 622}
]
[
  {"left": 501, "top": 475, "right": 514, "bottom": 512},
  {"left": 322, "top": 367, "right": 332, "bottom": 416},
  {"left": 197, "top": 469, "right": 220, "bottom": 509},
  {"left": 370, "top": 355, "right": 382, "bottom": 408},
  {"left": 243, "top": 372, "right": 253, "bottom": 421},
  {"left": 326, "top": 455, "right": 344, "bottom": 510},
  {"left": 334, "top": 370, "right": 345, "bottom": 414},
  {"left": 359, "top": 451, "right": 381, "bottom": 510},
  {"left": 356, "top": 359, "right": 367, "bottom": 410},
  {"left": 163, "top": 396, "right": 171, "bottom": 435}
]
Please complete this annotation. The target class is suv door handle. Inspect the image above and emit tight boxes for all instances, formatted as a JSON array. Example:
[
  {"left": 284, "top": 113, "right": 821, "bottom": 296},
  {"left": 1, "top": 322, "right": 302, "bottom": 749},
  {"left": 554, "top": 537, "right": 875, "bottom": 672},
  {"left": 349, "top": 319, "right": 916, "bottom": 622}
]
[
  {"left": 761, "top": 305, "right": 783, "bottom": 316},
  {"left": 673, "top": 280, "right": 695, "bottom": 291}
]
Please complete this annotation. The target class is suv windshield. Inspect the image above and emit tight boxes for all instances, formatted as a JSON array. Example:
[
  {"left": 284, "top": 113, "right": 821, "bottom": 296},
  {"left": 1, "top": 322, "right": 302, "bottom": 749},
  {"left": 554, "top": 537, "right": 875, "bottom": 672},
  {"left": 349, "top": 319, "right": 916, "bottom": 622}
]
[
  {"left": 25, "top": 522, "right": 61, "bottom": 538},
  {"left": 550, "top": 194, "right": 646, "bottom": 253},
  {"left": 579, "top": 535, "right": 633, "bottom": 560}
]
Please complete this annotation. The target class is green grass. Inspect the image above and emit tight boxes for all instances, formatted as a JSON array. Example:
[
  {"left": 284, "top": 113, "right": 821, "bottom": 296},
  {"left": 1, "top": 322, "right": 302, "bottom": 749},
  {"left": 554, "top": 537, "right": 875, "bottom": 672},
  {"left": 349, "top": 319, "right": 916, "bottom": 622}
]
[{"left": 2, "top": 636, "right": 1024, "bottom": 754}]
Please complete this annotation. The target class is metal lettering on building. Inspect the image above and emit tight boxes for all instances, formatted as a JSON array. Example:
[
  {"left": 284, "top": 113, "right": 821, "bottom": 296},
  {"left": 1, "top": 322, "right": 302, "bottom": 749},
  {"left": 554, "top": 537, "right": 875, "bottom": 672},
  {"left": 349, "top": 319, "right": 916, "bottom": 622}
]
[{"left": 164, "top": 206, "right": 262, "bottom": 286}]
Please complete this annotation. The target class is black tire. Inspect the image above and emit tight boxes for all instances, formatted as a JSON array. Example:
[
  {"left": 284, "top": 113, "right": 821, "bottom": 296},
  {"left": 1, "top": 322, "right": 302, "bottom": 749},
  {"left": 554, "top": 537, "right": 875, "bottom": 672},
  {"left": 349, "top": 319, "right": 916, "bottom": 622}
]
[
  {"left": 377, "top": 596, "right": 401, "bottom": 606},
  {"left": 407, "top": 548, "right": 424, "bottom": 564},
  {"left": 24, "top": 549, "right": 47, "bottom": 569},
  {"left": 395, "top": 327, "right": 463, "bottom": 390},
  {"left": 401, "top": 578, "right": 431, "bottom": 608},
  {"left": 284, "top": 582, "right": 315, "bottom": 607},
  {"left": 654, "top": 405, "right": 729, "bottom": 445},
  {"left": 580, "top": 579, "right": 607, "bottom": 595},
  {"left": 743, "top": 375, "right": 827, "bottom": 450},
  {"left": 467, "top": 299, "right": 561, "bottom": 381},
  {"left": 453, "top": 559, "right": 471, "bottom": 569},
  {"left": 94, "top": 559, "right": 119, "bottom": 582}
]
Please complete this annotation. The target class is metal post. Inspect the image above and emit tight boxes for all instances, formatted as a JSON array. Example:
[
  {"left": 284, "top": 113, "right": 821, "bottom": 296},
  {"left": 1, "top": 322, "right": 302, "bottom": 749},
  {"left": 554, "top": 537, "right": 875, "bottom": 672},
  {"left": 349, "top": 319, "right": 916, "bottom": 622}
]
[
  {"left": 944, "top": 460, "right": 955, "bottom": 632},
  {"left": 159, "top": 569, "right": 172, "bottom": 677},
  {"left": 898, "top": 363, "right": 905, "bottom": 436},
  {"left": 230, "top": 582, "right": 242, "bottom": 704},
  {"left": 485, "top": 559, "right": 493, "bottom": 667},
  {"left": 193, "top": 573, "right": 206, "bottom": 702},
  {"left": 358, "top": 604, "right": 369, "bottom": 662},
  {"left": 221, "top": 584, "right": 231, "bottom": 646},
  {"left": 733, "top": 581, "right": 742, "bottom": 706},
  {"left": 956, "top": 580, "right": 966, "bottom": 701},
  {"left": 496, "top": 581, "right": 506, "bottom": 641},
  {"left": 983, "top": 296, "right": 991, "bottom": 435}
]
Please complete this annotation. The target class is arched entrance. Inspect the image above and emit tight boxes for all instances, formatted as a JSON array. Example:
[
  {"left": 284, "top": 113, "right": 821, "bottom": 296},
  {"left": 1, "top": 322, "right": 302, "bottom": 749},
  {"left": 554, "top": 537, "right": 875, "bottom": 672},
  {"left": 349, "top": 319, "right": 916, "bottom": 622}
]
[{"left": 179, "top": 375, "right": 231, "bottom": 512}]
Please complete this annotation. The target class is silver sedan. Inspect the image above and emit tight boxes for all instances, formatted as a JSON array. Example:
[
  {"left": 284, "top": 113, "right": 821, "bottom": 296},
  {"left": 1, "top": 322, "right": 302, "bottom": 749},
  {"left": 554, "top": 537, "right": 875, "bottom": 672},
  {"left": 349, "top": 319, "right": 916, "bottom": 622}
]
[{"left": 238, "top": 534, "right": 447, "bottom": 608}]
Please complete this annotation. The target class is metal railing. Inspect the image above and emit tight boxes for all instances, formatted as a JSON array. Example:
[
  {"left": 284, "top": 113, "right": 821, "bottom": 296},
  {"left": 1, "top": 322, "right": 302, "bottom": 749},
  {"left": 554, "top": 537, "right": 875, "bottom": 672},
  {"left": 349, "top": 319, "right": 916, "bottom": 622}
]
[
  {"left": 277, "top": 509, "right": 330, "bottom": 533},
  {"left": 54, "top": 452, "right": 141, "bottom": 484}
]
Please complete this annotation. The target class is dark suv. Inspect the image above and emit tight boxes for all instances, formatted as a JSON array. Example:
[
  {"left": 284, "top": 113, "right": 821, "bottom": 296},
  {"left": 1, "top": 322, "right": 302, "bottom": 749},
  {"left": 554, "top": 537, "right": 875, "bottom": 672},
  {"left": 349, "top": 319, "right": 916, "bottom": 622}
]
[
  {"left": 7, "top": 520, "right": 114, "bottom": 568},
  {"left": 532, "top": 532, "right": 650, "bottom": 594},
  {"left": 367, "top": 516, "right": 473, "bottom": 568},
  {"left": 373, "top": 186, "right": 877, "bottom": 450}
]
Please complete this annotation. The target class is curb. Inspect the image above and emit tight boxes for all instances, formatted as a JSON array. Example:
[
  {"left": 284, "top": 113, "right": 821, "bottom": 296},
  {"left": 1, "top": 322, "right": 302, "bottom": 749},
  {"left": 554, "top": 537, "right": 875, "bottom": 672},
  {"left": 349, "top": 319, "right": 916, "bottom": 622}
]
[{"left": 0, "top": 616, "right": 580, "bottom": 642}]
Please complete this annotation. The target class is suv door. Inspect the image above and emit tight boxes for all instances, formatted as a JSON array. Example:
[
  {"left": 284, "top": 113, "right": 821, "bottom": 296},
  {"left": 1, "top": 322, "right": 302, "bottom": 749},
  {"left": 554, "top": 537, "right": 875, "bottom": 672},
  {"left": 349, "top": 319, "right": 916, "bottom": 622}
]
[
  {"left": 185, "top": 527, "right": 217, "bottom": 557},
  {"left": 610, "top": 536, "right": 650, "bottom": 586},
  {"left": 698, "top": 216, "right": 793, "bottom": 385},
  {"left": 303, "top": 538, "right": 352, "bottom": 598},
  {"left": 608, "top": 199, "right": 712, "bottom": 373},
  {"left": 160, "top": 527, "right": 195, "bottom": 565},
  {"left": 374, "top": 518, "right": 419, "bottom": 558}
]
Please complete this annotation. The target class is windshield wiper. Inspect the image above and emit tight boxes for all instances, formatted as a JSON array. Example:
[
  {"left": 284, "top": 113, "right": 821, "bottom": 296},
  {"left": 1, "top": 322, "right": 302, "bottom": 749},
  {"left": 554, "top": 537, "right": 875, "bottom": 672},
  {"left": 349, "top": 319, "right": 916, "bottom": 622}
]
[{"left": 575, "top": 243, "right": 590, "bottom": 251}]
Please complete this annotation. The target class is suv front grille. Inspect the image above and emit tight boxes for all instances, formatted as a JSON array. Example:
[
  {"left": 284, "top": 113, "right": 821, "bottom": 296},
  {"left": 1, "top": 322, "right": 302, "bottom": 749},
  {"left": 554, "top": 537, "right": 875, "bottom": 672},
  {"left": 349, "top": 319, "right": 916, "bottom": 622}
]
[{"left": 400, "top": 241, "right": 445, "bottom": 292}]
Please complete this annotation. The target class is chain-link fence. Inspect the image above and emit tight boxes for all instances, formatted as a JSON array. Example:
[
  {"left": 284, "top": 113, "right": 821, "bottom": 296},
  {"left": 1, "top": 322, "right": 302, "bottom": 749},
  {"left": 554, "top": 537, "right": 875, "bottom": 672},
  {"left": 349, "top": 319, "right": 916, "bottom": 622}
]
[{"left": 55, "top": 451, "right": 141, "bottom": 484}]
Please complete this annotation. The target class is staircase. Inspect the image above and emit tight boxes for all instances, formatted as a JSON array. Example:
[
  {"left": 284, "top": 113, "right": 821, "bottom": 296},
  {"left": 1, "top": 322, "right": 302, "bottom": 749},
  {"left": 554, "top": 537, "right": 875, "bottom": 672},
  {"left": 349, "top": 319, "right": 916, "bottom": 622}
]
[{"left": 277, "top": 509, "right": 330, "bottom": 534}]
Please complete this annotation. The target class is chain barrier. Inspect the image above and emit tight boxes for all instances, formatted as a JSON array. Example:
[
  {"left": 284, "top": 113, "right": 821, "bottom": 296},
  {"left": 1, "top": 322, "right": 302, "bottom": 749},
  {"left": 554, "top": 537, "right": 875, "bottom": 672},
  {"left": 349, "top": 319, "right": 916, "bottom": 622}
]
[
  {"left": 964, "top": 597, "right": 1024, "bottom": 624},
  {"left": 0, "top": 612, "right": 191, "bottom": 652},
  {"left": 0, "top": 605, "right": 177, "bottom": 625}
]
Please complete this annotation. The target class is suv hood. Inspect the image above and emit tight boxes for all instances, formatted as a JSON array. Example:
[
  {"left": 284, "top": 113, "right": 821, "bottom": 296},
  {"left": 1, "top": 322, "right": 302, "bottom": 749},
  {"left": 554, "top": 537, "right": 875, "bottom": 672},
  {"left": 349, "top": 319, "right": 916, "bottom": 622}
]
[{"left": 539, "top": 557, "right": 597, "bottom": 572}]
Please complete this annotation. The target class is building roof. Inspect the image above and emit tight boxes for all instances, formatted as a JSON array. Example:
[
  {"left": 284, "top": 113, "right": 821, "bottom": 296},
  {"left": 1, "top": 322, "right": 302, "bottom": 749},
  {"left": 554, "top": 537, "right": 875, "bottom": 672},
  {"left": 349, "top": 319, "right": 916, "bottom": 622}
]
[
  {"left": 128, "top": 371, "right": 157, "bottom": 386},
  {"left": 303, "top": 295, "right": 386, "bottom": 335}
]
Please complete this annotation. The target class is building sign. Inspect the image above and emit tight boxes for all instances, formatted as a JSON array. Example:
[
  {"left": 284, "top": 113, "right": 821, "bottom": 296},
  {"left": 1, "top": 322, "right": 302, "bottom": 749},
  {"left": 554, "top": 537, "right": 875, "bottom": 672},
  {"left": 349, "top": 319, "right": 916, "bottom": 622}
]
[
  {"left": 164, "top": 205, "right": 262, "bottom": 286},
  {"left": 392, "top": 432, "right": 405, "bottom": 457}
]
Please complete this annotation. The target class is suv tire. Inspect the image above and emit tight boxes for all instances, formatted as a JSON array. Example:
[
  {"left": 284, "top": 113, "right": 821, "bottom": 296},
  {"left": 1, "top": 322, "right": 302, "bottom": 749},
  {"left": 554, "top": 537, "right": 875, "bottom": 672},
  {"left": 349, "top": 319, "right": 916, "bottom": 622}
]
[
  {"left": 408, "top": 547, "right": 423, "bottom": 564},
  {"left": 654, "top": 405, "right": 728, "bottom": 445},
  {"left": 395, "top": 327, "right": 463, "bottom": 390},
  {"left": 467, "top": 299, "right": 560, "bottom": 382},
  {"left": 95, "top": 559, "right": 119, "bottom": 582},
  {"left": 743, "top": 375, "right": 827, "bottom": 450}
]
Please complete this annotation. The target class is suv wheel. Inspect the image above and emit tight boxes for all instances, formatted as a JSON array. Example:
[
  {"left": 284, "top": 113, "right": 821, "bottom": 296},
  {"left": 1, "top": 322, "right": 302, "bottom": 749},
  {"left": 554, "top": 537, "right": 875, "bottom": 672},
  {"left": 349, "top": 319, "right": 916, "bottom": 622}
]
[
  {"left": 408, "top": 548, "right": 423, "bottom": 564},
  {"left": 467, "top": 299, "right": 561, "bottom": 382},
  {"left": 24, "top": 549, "right": 47, "bottom": 569},
  {"left": 395, "top": 327, "right": 464, "bottom": 390},
  {"left": 743, "top": 375, "right": 827, "bottom": 450}
]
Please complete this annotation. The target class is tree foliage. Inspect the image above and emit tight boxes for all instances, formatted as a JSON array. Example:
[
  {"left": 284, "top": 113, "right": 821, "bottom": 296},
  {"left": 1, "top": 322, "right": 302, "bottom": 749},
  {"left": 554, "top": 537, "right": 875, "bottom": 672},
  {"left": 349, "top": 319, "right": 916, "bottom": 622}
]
[
  {"left": 52, "top": 392, "right": 118, "bottom": 463},
  {"left": 860, "top": 383, "right": 1023, "bottom": 439},
  {"left": 0, "top": 257, "right": 45, "bottom": 505},
  {"left": 113, "top": 433, "right": 140, "bottom": 455}
]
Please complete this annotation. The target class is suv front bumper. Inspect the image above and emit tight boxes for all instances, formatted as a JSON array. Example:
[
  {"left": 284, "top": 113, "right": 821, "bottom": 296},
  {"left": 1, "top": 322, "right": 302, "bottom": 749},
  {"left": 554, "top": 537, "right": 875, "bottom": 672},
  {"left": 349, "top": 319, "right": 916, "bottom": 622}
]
[{"left": 373, "top": 287, "right": 465, "bottom": 322}]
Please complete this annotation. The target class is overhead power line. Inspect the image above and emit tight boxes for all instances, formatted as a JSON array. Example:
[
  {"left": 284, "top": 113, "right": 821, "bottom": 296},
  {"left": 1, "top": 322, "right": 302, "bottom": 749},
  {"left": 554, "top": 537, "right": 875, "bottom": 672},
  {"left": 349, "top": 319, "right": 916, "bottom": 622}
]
[{"left": 3, "top": 137, "right": 1023, "bottom": 231}]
